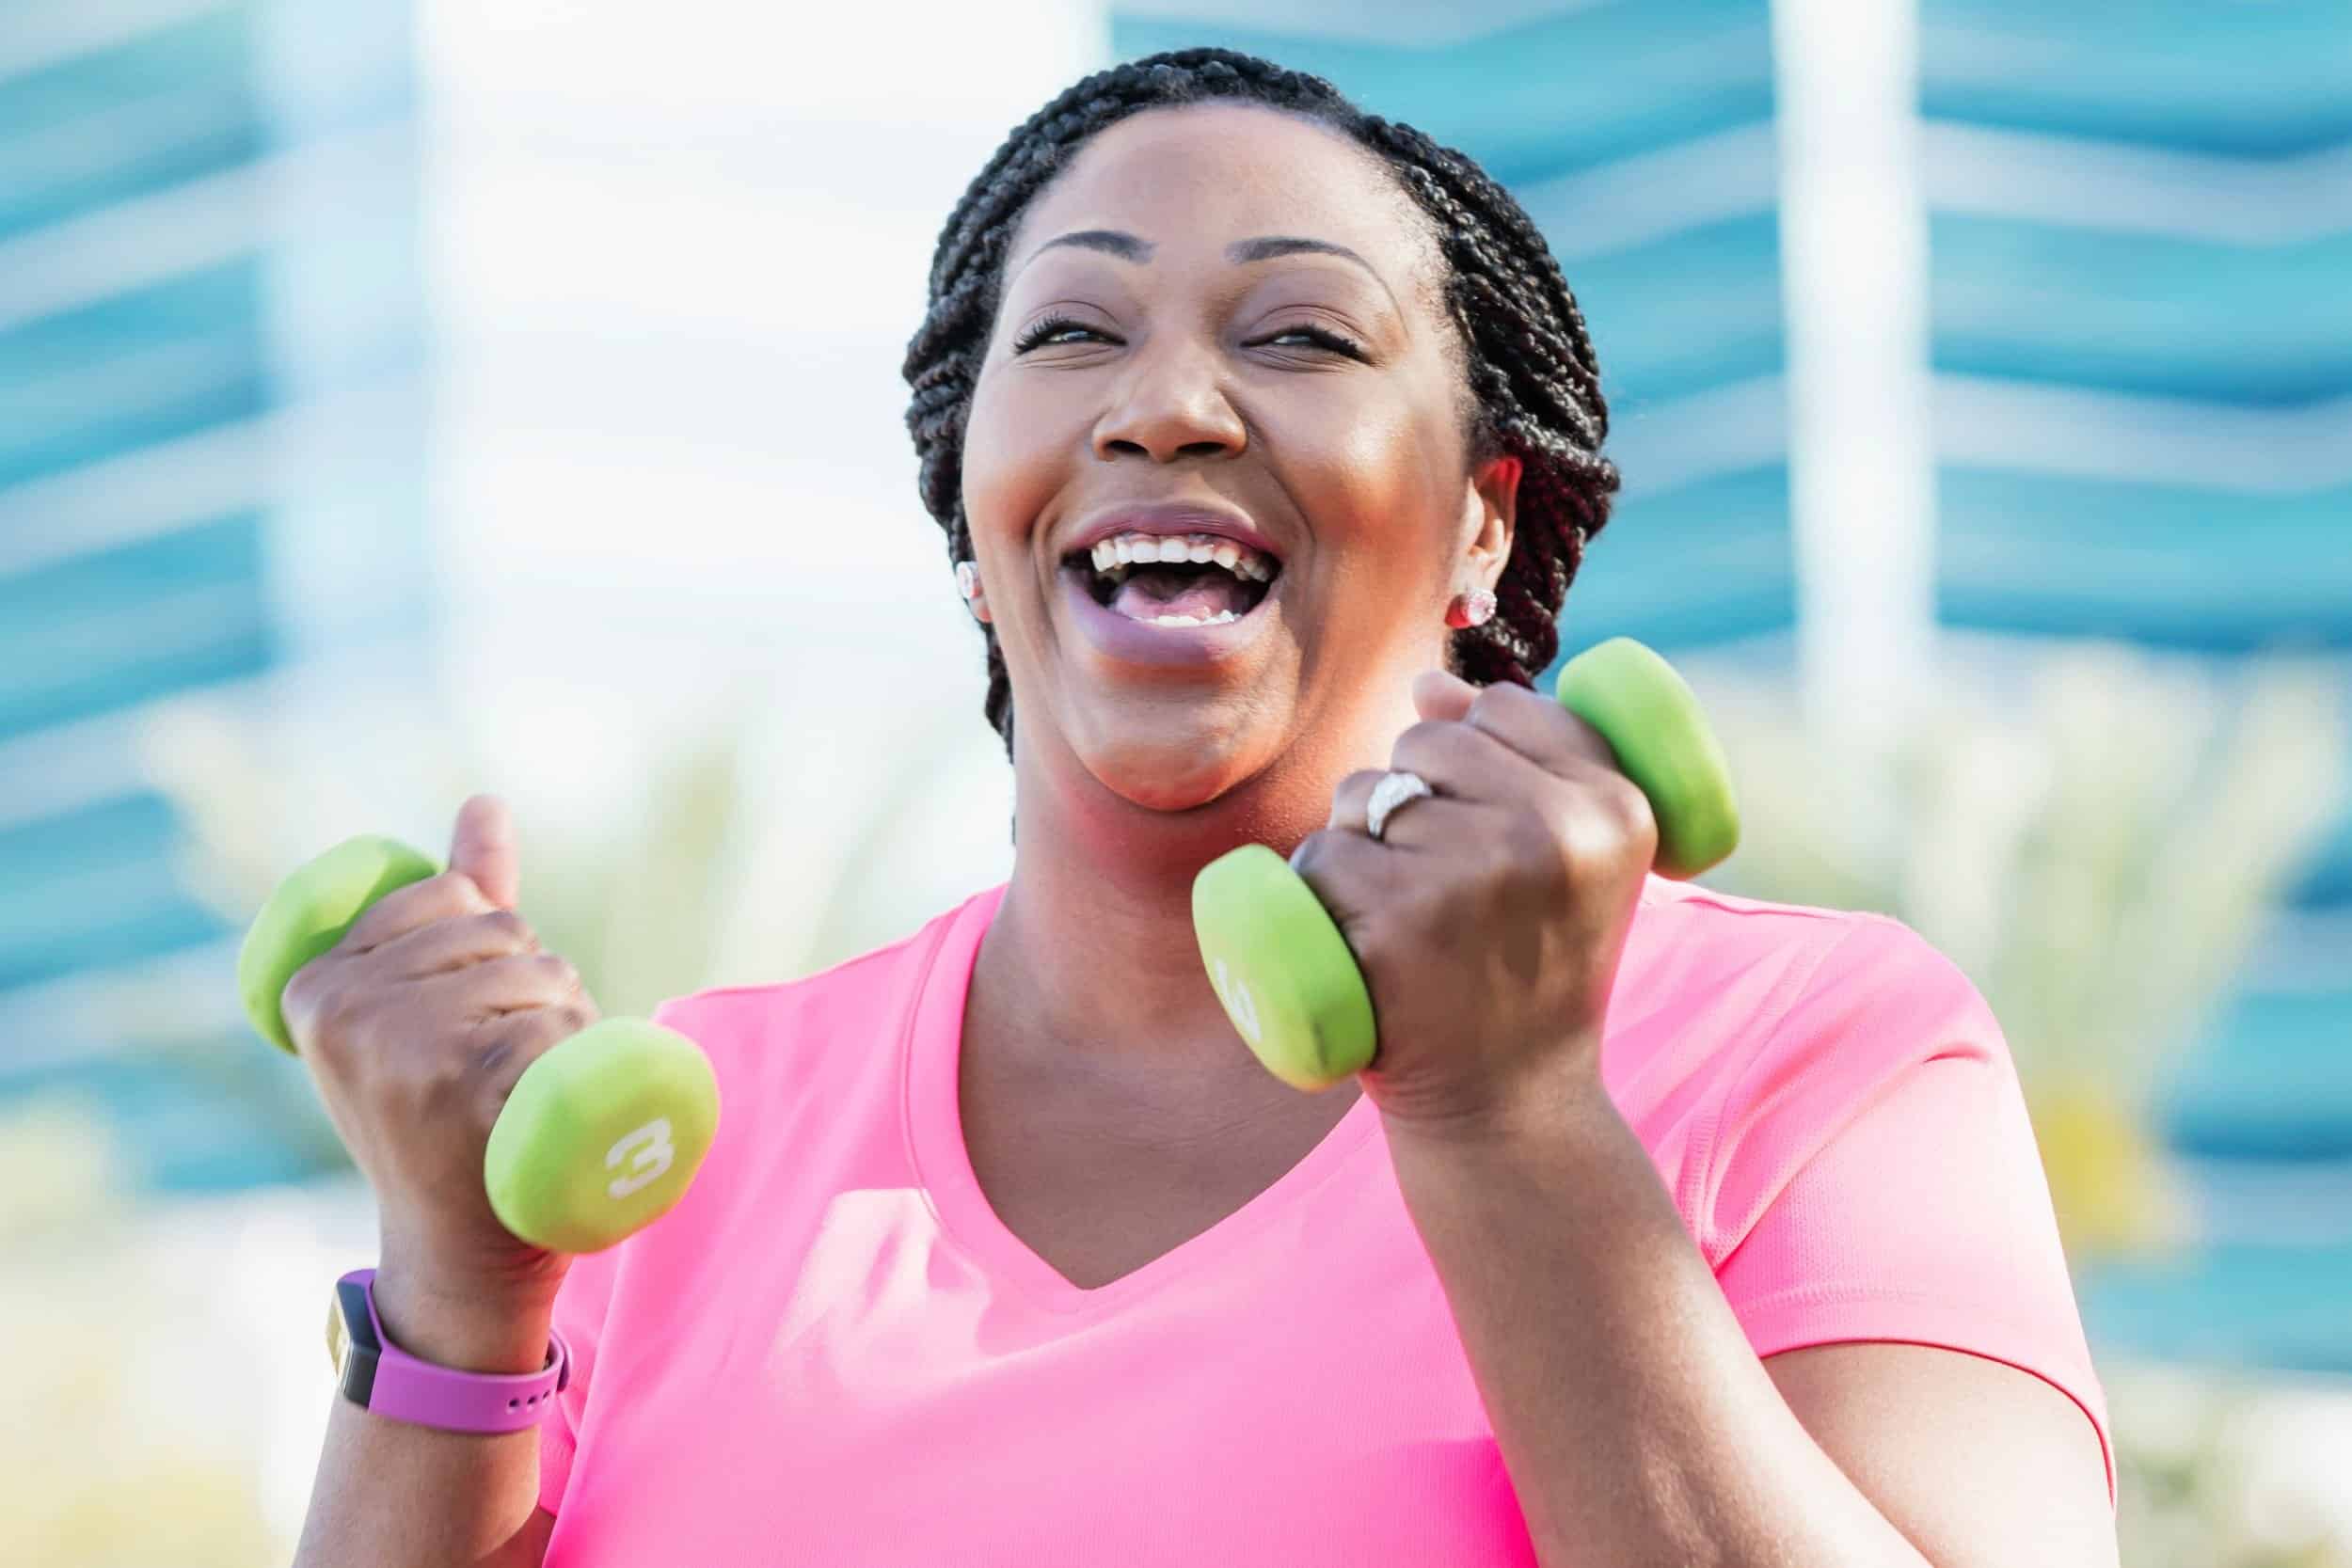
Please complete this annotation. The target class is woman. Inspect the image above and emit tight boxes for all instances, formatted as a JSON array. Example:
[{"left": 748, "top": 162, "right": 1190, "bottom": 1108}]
[{"left": 293, "top": 47, "right": 2118, "bottom": 1568}]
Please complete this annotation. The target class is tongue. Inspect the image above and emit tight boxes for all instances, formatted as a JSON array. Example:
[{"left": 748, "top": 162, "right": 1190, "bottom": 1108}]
[{"left": 1111, "top": 566, "right": 1251, "bottom": 623}]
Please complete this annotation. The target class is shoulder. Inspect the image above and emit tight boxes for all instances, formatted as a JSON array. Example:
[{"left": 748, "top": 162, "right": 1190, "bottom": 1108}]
[
  {"left": 1617, "top": 877, "right": 2010, "bottom": 1224},
  {"left": 644, "top": 883, "right": 1003, "bottom": 1090},
  {"left": 1629, "top": 875, "right": 1985, "bottom": 1055}
]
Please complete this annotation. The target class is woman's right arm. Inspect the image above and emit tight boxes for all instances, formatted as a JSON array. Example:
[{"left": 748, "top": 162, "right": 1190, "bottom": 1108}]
[
  {"left": 278, "top": 800, "right": 596, "bottom": 1567},
  {"left": 291, "top": 1270, "right": 560, "bottom": 1567}
]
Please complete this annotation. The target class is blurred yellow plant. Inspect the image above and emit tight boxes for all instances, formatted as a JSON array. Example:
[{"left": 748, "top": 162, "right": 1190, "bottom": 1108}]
[{"left": 0, "top": 1098, "right": 278, "bottom": 1567}]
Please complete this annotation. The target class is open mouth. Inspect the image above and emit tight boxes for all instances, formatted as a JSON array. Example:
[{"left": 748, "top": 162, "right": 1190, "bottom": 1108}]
[{"left": 1061, "top": 531, "right": 1282, "bottom": 628}]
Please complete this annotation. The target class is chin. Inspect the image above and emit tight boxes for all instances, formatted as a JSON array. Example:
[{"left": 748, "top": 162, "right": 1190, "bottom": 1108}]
[{"left": 1073, "top": 704, "right": 1274, "bottom": 815}]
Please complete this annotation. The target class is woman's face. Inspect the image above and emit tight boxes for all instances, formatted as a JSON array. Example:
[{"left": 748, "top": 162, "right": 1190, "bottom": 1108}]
[{"left": 961, "top": 102, "right": 1519, "bottom": 816}]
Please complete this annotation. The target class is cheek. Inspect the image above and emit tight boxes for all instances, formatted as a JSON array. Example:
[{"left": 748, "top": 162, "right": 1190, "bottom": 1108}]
[
  {"left": 959, "top": 372, "right": 1074, "bottom": 547},
  {"left": 1278, "top": 388, "right": 1465, "bottom": 550}
]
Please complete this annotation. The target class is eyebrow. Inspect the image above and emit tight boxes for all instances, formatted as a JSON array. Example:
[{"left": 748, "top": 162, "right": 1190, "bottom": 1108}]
[{"left": 1020, "top": 229, "right": 1382, "bottom": 283}]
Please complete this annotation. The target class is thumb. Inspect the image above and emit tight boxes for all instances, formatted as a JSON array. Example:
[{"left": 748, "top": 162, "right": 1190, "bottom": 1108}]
[
  {"left": 1411, "top": 668, "right": 1477, "bottom": 724},
  {"left": 449, "top": 793, "right": 521, "bottom": 911}
]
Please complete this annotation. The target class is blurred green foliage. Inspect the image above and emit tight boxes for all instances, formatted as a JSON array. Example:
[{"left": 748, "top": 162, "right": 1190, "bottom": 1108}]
[{"left": 1700, "top": 639, "right": 2347, "bottom": 1259}]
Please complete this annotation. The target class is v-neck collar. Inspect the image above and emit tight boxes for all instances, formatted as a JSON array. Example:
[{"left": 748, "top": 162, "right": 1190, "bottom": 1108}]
[{"left": 904, "top": 883, "right": 1382, "bottom": 1316}]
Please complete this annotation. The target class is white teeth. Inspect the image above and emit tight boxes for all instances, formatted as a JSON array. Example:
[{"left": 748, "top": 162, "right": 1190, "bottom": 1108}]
[
  {"left": 1083, "top": 529, "right": 1277, "bottom": 582},
  {"left": 1147, "top": 610, "right": 1241, "bottom": 627}
]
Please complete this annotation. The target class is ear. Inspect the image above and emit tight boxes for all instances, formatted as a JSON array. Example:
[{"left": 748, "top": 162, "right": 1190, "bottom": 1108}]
[{"left": 1459, "top": 453, "right": 1520, "bottom": 586}]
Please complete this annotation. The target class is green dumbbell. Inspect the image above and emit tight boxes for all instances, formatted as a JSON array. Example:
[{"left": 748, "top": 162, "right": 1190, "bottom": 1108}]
[
  {"left": 237, "top": 834, "right": 721, "bottom": 1253},
  {"left": 1193, "top": 637, "right": 1740, "bottom": 1092}
]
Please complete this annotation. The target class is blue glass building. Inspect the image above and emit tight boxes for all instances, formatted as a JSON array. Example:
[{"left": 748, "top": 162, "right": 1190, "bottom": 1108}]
[{"left": 0, "top": 0, "right": 429, "bottom": 1187}]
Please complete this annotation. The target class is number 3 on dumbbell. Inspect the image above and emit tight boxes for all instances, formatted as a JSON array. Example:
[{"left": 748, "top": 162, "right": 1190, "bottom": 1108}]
[
  {"left": 606, "top": 1117, "right": 677, "bottom": 1201},
  {"left": 1211, "top": 958, "right": 1263, "bottom": 1048}
]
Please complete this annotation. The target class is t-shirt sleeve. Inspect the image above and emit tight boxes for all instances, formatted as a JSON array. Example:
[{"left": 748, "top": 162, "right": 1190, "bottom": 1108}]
[
  {"left": 1697, "top": 916, "right": 2117, "bottom": 1508},
  {"left": 535, "top": 993, "right": 694, "bottom": 1515}
]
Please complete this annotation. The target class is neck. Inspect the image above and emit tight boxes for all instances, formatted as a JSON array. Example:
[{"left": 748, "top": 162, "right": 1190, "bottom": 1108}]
[{"left": 967, "top": 690, "right": 1417, "bottom": 1102}]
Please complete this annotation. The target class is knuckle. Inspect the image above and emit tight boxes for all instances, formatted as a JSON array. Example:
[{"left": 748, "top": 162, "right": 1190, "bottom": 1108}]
[
  {"left": 434, "top": 868, "right": 491, "bottom": 904},
  {"left": 1288, "top": 829, "right": 1334, "bottom": 876},
  {"left": 1596, "top": 774, "right": 1655, "bottom": 836},
  {"left": 535, "top": 952, "right": 581, "bottom": 991},
  {"left": 514, "top": 997, "right": 590, "bottom": 1043},
  {"left": 1469, "top": 681, "right": 1526, "bottom": 721},
  {"left": 1392, "top": 718, "right": 1453, "bottom": 761},
  {"left": 481, "top": 909, "right": 536, "bottom": 950},
  {"left": 281, "top": 956, "right": 331, "bottom": 1022},
  {"left": 308, "top": 980, "right": 372, "bottom": 1056}
]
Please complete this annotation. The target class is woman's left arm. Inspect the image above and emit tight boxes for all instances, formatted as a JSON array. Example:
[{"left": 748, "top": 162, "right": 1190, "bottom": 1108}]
[
  {"left": 1385, "top": 1092, "right": 2120, "bottom": 1568},
  {"left": 1293, "top": 673, "right": 2116, "bottom": 1567}
]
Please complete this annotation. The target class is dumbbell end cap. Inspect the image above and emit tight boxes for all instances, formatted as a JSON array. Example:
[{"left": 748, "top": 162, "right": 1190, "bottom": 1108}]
[
  {"left": 238, "top": 835, "right": 442, "bottom": 1053},
  {"left": 1193, "top": 845, "right": 1378, "bottom": 1093},
  {"left": 1554, "top": 638, "right": 1740, "bottom": 880},
  {"left": 485, "top": 1019, "right": 722, "bottom": 1254}
]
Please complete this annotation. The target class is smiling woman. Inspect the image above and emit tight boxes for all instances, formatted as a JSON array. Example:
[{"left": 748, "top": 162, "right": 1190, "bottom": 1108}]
[
  {"left": 286, "top": 45, "right": 2118, "bottom": 1568},
  {"left": 906, "top": 54, "right": 1614, "bottom": 782}
]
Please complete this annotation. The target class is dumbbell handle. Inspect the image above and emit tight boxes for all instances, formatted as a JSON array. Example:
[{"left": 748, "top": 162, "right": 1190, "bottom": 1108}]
[{"left": 237, "top": 834, "right": 719, "bottom": 1253}]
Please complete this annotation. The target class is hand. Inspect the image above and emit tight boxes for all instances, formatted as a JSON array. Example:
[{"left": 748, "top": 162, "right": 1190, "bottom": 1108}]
[
  {"left": 279, "top": 794, "right": 596, "bottom": 1307},
  {"left": 1285, "top": 671, "right": 1657, "bottom": 1139}
]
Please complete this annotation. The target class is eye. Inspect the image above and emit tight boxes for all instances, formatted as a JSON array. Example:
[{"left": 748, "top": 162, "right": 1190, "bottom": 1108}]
[
  {"left": 1254, "top": 324, "right": 1368, "bottom": 359},
  {"left": 1012, "top": 314, "right": 1115, "bottom": 353}
]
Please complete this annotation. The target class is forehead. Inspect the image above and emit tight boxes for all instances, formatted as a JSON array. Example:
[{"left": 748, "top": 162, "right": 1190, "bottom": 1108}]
[{"left": 1008, "top": 102, "right": 1438, "bottom": 285}]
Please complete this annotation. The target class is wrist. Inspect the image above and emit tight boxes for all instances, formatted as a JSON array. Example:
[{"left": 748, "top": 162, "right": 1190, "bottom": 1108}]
[
  {"left": 368, "top": 1265, "right": 561, "bottom": 1376},
  {"left": 1377, "top": 1054, "right": 1616, "bottom": 1156}
]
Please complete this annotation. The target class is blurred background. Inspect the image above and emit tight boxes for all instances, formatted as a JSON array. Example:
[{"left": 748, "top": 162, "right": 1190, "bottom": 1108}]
[{"left": 4, "top": 0, "right": 2349, "bottom": 1560}]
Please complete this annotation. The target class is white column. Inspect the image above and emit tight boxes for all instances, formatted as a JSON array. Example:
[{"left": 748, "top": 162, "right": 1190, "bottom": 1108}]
[{"left": 1769, "top": 0, "right": 1940, "bottom": 845}]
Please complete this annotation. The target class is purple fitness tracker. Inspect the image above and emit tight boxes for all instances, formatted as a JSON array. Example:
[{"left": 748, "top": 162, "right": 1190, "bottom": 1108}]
[{"left": 326, "top": 1266, "right": 571, "bottom": 1433}]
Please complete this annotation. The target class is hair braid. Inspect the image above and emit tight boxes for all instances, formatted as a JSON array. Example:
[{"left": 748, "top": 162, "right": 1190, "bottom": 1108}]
[{"left": 902, "top": 45, "right": 1620, "bottom": 759}]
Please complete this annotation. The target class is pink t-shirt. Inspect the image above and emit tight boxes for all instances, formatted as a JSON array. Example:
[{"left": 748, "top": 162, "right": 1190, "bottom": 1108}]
[{"left": 538, "top": 875, "right": 2114, "bottom": 1564}]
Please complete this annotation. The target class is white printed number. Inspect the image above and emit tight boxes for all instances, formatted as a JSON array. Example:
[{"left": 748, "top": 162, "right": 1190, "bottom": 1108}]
[
  {"left": 1214, "top": 958, "right": 1263, "bottom": 1046},
  {"left": 605, "top": 1117, "right": 675, "bottom": 1200}
]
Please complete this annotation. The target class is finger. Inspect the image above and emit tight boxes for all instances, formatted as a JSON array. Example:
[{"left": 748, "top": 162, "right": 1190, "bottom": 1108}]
[
  {"left": 1324, "top": 754, "right": 1507, "bottom": 859},
  {"left": 1385, "top": 715, "right": 1540, "bottom": 809},
  {"left": 471, "top": 998, "right": 601, "bottom": 1108},
  {"left": 1323, "top": 768, "right": 1396, "bottom": 837},
  {"left": 1411, "top": 668, "right": 1477, "bottom": 723},
  {"left": 449, "top": 793, "right": 521, "bottom": 912},
  {"left": 371, "top": 908, "right": 542, "bottom": 980},
  {"left": 1462, "top": 679, "right": 1623, "bottom": 778},
  {"left": 1283, "top": 825, "right": 1404, "bottom": 940},
  {"left": 343, "top": 869, "right": 501, "bottom": 957},
  {"left": 413, "top": 949, "right": 586, "bottom": 1023}
]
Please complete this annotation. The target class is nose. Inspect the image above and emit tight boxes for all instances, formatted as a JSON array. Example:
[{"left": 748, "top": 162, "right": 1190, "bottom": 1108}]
[{"left": 1092, "top": 337, "right": 1248, "bottom": 464}]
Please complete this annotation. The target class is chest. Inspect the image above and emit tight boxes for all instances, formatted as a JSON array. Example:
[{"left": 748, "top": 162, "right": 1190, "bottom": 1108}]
[
  {"left": 548, "top": 1089, "right": 1540, "bottom": 1568},
  {"left": 957, "top": 1068, "right": 1366, "bottom": 1291}
]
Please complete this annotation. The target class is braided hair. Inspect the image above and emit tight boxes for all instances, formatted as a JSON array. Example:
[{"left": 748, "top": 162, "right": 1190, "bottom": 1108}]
[{"left": 902, "top": 45, "right": 1620, "bottom": 762}]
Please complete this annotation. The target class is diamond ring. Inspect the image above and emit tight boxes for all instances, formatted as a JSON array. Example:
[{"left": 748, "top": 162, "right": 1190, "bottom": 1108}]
[{"left": 1364, "top": 769, "right": 1435, "bottom": 842}]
